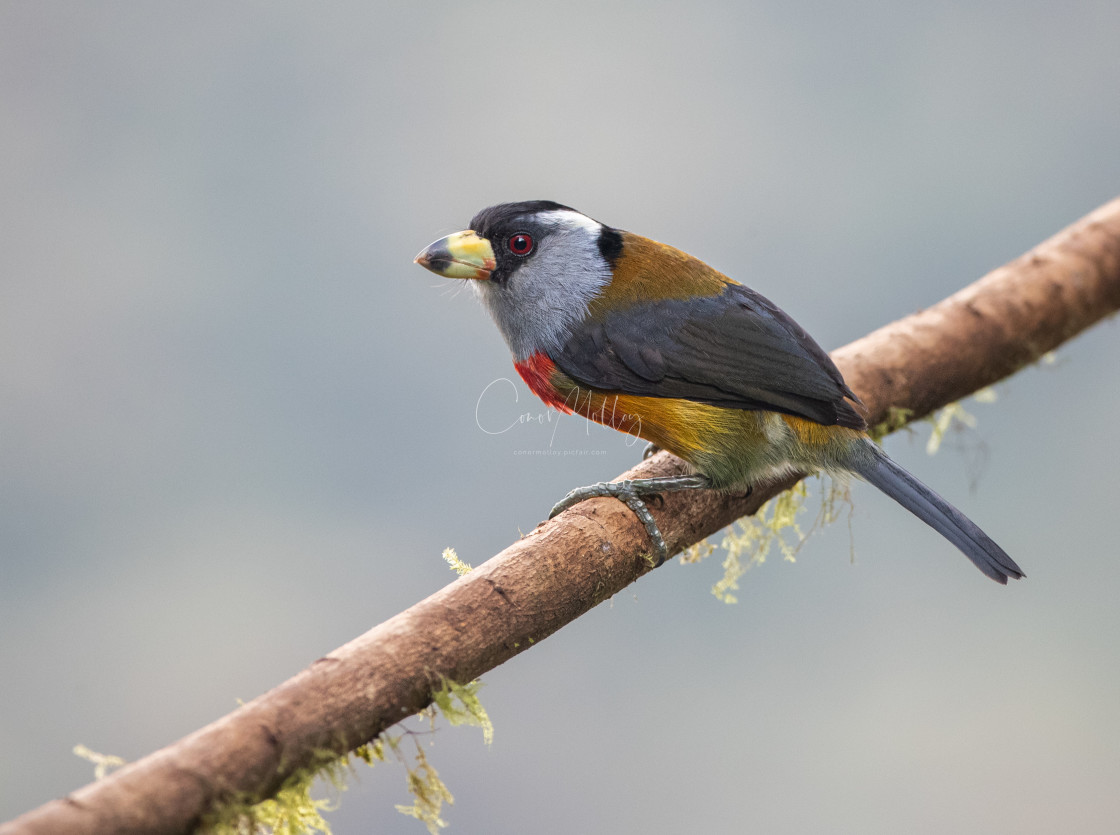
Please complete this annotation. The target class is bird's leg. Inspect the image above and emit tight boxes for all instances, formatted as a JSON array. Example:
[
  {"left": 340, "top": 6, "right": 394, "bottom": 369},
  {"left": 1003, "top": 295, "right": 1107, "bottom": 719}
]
[
  {"left": 641, "top": 442, "right": 661, "bottom": 460},
  {"left": 548, "top": 474, "right": 712, "bottom": 565}
]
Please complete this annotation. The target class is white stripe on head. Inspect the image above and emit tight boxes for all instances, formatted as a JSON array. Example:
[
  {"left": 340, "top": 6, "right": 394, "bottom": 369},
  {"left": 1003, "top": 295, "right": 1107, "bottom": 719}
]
[{"left": 536, "top": 209, "right": 603, "bottom": 236}]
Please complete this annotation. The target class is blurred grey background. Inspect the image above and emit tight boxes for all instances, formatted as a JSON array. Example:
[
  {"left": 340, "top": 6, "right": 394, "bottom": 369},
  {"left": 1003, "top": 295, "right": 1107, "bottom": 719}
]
[{"left": 3, "top": 2, "right": 1119, "bottom": 833}]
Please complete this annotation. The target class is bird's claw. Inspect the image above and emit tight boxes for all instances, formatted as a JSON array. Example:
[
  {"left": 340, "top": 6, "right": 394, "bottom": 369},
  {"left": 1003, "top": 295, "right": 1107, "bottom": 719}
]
[{"left": 549, "top": 480, "right": 670, "bottom": 565}]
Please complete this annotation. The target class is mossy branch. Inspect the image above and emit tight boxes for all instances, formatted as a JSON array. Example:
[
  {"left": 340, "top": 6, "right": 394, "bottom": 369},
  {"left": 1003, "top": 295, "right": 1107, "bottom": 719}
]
[{"left": 4, "top": 197, "right": 1120, "bottom": 835}]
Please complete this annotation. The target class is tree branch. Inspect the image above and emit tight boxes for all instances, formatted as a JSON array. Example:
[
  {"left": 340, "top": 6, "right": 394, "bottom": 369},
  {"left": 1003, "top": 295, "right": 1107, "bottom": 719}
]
[{"left": 4, "top": 197, "right": 1120, "bottom": 835}]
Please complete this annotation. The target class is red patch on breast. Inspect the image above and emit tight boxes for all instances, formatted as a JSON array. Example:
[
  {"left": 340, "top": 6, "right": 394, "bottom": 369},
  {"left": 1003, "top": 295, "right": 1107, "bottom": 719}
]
[{"left": 514, "top": 352, "right": 573, "bottom": 414}]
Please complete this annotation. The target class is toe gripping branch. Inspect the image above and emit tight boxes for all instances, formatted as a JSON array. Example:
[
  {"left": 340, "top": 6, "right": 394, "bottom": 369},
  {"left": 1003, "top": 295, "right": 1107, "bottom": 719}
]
[{"left": 548, "top": 475, "right": 712, "bottom": 565}]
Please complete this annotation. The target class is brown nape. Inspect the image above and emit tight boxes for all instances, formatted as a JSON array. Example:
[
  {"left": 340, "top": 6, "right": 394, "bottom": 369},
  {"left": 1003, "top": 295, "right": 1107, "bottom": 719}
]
[{"left": 586, "top": 232, "right": 734, "bottom": 315}]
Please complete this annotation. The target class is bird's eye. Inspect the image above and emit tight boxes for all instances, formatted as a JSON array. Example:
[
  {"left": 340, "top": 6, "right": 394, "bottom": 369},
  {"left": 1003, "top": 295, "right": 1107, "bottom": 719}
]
[{"left": 508, "top": 233, "right": 534, "bottom": 256}]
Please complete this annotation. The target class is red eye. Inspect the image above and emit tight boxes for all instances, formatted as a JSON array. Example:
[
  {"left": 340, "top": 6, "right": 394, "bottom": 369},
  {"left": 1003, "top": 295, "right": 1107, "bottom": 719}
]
[{"left": 508, "top": 233, "right": 534, "bottom": 256}]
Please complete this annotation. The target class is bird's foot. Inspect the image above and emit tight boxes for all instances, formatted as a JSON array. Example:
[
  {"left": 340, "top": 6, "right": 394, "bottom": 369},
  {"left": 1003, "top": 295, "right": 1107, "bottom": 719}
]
[
  {"left": 549, "top": 474, "right": 711, "bottom": 565},
  {"left": 641, "top": 442, "right": 661, "bottom": 461}
]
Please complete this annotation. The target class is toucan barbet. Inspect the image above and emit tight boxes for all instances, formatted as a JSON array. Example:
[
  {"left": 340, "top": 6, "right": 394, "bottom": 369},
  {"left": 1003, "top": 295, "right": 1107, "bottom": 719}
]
[{"left": 415, "top": 200, "right": 1024, "bottom": 584}]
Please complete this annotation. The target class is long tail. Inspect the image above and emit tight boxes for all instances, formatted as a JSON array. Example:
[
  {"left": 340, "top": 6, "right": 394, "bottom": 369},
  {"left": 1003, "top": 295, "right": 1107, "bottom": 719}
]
[{"left": 851, "top": 444, "right": 1025, "bottom": 584}]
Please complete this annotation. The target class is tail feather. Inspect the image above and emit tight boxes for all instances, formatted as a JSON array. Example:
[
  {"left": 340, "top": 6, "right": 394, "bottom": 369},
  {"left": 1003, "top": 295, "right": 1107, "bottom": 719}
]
[{"left": 852, "top": 445, "right": 1025, "bottom": 584}]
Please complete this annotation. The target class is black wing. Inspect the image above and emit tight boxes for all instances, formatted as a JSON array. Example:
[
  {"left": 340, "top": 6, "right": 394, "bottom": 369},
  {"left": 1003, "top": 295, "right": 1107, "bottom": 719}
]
[{"left": 554, "top": 283, "right": 865, "bottom": 429}]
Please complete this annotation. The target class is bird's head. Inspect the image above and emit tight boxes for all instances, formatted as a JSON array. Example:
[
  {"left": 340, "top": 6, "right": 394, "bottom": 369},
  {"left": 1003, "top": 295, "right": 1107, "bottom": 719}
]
[{"left": 415, "top": 201, "right": 622, "bottom": 359}]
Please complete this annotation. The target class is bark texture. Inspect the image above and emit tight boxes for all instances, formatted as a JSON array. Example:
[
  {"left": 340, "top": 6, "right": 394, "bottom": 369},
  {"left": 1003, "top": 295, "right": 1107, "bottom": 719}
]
[{"left": 4, "top": 197, "right": 1120, "bottom": 835}]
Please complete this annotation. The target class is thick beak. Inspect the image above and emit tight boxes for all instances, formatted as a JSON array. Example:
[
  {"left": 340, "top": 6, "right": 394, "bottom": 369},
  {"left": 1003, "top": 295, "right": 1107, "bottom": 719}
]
[{"left": 414, "top": 230, "right": 495, "bottom": 280}]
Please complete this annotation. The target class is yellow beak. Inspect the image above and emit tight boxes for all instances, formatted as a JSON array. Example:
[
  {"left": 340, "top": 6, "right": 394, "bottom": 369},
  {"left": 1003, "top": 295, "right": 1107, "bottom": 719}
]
[{"left": 414, "top": 230, "right": 496, "bottom": 280}]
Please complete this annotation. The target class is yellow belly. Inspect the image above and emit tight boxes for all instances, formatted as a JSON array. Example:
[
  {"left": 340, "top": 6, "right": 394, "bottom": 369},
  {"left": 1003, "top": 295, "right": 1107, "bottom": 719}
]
[{"left": 558, "top": 383, "right": 864, "bottom": 489}]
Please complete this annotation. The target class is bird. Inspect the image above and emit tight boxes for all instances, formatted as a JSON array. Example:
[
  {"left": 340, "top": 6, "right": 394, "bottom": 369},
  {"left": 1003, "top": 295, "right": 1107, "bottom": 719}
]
[{"left": 414, "top": 200, "right": 1024, "bottom": 584}]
